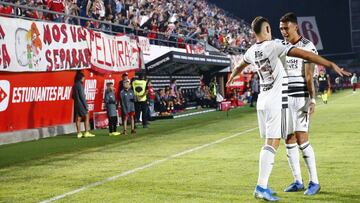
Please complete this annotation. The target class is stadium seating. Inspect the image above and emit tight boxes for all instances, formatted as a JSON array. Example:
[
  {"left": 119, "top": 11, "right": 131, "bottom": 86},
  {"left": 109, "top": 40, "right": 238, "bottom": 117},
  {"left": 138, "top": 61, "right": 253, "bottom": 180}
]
[{"left": 0, "top": 0, "right": 255, "bottom": 52}]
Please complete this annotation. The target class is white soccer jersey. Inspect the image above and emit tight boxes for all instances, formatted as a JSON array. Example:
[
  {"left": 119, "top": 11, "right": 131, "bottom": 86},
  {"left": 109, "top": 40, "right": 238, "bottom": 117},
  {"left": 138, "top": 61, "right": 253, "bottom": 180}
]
[
  {"left": 243, "top": 40, "right": 293, "bottom": 110},
  {"left": 285, "top": 37, "right": 318, "bottom": 97}
]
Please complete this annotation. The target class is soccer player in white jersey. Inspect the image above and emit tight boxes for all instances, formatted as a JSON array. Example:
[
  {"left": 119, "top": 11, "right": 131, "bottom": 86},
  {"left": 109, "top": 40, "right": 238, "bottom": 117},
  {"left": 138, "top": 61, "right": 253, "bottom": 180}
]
[
  {"left": 279, "top": 12, "right": 320, "bottom": 195},
  {"left": 227, "top": 16, "right": 350, "bottom": 202}
]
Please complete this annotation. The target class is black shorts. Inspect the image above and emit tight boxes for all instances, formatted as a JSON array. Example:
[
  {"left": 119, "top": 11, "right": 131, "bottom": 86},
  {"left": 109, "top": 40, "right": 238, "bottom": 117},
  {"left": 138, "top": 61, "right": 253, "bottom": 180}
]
[{"left": 319, "top": 86, "right": 328, "bottom": 93}]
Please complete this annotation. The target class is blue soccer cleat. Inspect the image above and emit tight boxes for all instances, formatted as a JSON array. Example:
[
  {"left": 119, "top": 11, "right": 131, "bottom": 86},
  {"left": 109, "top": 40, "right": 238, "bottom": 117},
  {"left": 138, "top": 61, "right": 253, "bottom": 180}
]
[
  {"left": 284, "top": 180, "right": 305, "bottom": 192},
  {"left": 268, "top": 187, "right": 276, "bottom": 195},
  {"left": 254, "top": 185, "right": 279, "bottom": 201},
  {"left": 304, "top": 181, "right": 321, "bottom": 195}
]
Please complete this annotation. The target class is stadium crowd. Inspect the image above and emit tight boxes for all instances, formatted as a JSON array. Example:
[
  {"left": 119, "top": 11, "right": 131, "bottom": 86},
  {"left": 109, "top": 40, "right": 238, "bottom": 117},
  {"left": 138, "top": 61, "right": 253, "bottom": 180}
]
[{"left": 0, "top": 0, "right": 254, "bottom": 51}]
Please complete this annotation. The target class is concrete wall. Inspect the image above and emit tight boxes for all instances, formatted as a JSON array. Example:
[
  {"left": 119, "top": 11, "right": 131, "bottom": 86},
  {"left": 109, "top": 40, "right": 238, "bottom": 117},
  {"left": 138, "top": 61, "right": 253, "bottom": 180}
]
[{"left": 0, "top": 123, "right": 82, "bottom": 146}]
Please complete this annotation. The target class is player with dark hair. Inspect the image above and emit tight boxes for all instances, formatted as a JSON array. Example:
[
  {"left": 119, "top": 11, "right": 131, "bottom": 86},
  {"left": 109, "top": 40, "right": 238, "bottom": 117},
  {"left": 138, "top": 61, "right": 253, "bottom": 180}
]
[
  {"left": 227, "top": 16, "right": 350, "bottom": 201},
  {"left": 279, "top": 12, "right": 321, "bottom": 195},
  {"left": 72, "top": 71, "right": 95, "bottom": 138}
]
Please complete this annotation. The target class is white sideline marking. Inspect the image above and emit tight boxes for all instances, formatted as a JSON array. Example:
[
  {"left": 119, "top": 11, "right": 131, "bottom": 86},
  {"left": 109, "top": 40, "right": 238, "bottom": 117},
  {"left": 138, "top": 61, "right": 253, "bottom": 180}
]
[
  {"left": 173, "top": 109, "right": 216, "bottom": 119},
  {"left": 39, "top": 127, "right": 258, "bottom": 203}
]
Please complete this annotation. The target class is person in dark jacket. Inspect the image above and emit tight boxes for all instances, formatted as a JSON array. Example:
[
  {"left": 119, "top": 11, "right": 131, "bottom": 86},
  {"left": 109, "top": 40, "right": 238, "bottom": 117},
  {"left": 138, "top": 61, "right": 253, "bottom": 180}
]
[
  {"left": 104, "top": 82, "right": 120, "bottom": 136},
  {"left": 250, "top": 73, "right": 259, "bottom": 107},
  {"left": 72, "top": 71, "right": 95, "bottom": 138},
  {"left": 118, "top": 72, "right": 129, "bottom": 126},
  {"left": 120, "top": 79, "right": 136, "bottom": 135}
]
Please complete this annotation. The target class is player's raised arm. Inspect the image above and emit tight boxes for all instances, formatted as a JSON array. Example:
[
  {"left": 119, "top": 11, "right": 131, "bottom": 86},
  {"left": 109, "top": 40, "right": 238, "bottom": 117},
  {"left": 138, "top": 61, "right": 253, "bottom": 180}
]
[
  {"left": 226, "top": 59, "right": 250, "bottom": 86},
  {"left": 287, "top": 48, "right": 351, "bottom": 77}
]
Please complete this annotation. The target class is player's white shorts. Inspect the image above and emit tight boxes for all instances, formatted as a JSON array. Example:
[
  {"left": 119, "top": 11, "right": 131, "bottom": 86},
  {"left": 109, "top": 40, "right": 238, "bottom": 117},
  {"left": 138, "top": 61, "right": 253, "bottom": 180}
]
[
  {"left": 288, "top": 97, "right": 310, "bottom": 134},
  {"left": 257, "top": 108, "right": 288, "bottom": 139}
]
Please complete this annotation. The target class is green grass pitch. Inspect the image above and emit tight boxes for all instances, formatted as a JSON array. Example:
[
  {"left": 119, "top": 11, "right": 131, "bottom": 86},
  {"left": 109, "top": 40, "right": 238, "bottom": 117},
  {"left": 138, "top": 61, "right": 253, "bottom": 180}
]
[{"left": 0, "top": 90, "right": 359, "bottom": 203}]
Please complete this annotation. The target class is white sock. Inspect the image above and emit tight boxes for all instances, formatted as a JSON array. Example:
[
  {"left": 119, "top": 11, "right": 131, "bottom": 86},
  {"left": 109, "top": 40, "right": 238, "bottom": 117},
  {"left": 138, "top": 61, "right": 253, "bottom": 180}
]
[
  {"left": 300, "top": 141, "right": 319, "bottom": 184},
  {"left": 257, "top": 145, "right": 276, "bottom": 188},
  {"left": 286, "top": 143, "right": 303, "bottom": 184}
]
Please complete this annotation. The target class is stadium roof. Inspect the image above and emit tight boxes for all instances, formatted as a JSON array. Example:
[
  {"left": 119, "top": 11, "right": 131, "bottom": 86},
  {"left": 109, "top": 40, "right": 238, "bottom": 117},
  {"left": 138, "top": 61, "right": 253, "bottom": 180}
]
[{"left": 145, "top": 52, "right": 231, "bottom": 76}]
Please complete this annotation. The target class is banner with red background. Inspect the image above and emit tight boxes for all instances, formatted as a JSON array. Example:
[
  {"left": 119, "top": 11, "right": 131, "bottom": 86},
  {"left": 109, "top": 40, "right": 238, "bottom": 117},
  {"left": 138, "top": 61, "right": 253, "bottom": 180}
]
[{"left": 0, "top": 70, "right": 133, "bottom": 132}]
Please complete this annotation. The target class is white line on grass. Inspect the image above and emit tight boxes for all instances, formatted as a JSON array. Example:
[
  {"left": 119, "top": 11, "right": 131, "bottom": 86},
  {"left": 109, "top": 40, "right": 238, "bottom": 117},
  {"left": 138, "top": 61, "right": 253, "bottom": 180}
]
[{"left": 39, "top": 127, "right": 258, "bottom": 203}]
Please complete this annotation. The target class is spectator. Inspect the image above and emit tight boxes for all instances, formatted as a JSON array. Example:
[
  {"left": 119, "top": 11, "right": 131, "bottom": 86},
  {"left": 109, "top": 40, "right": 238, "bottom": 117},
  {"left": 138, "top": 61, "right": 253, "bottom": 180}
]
[
  {"left": 147, "top": 80, "right": 156, "bottom": 117},
  {"left": 104, "top": 0, "right": 116, "bottom": 22},
  {"left": 0, "top": 3, "right": 13, "bottom": 16},
  {"left": 104, "top": 82, "right": 120, "bottom": 136},
  {"left": 64, "top": 0, "right": 79, "bottom": 24},
  {"left": 72, "top": 71, "right": 95, "bottom": 138},
  {"left": 195, "top": 86, "right": 205, "bottom": 107},
  {"left": 120, "top": 79, "right": 136, "bottom": 135},
  {"left": 351, "top": 73, "right": 357, "bottom": 93},
  {"left": 78, "top": 0, "right": 90, "bottom": 26},
  {"left": 165, "top": 87, "right": 175, "bottom": 113},
  {"left": 47, "top": 0, "right": 65, "bottom": 22},
  {"left": 250, "top": 73, "right": 259, "bottom": 107},
  {"left": 203, "top": 85, "right": 213, "bottom": 108},
  {"left": 23, "top": 0, "right": 39, "bottom": 19},
  {"left": 154, "top": 88, "right": 168, "bottom": 115},
  {"left": 169, "top": 78, "right": 177, "bottom": 97},
  {"left": 244, "top": 87, "right": 252, "bottom": 103},
  {"left": 174, "top": 86, "right": 185, "bottom": 111}
]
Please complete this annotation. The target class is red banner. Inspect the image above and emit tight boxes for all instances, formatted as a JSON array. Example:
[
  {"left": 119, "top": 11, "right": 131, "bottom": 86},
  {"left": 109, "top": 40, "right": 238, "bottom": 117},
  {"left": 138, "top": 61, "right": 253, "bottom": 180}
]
[
  {"left": 0, "top": 70, "right": 134, "bottom": 132},
  {"left": 0, "top": 71, "right": 75, "bottom": 132}
]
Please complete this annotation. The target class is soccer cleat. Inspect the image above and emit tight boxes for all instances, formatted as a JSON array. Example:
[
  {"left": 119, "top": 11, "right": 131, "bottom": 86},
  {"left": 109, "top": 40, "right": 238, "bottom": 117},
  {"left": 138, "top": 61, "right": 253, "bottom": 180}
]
[
  {"left": 254, "top": 185, "right": 279, "bottom": 202},
  {"left": 304, "top": 181, "right": 321, "bottom": 195},
  {"left": 131, "top": 129, "right": 136, "bottom": 134},
  {"left": 268, "top": 187, "right": 276, "bottom": 195},
  {"left": 109, "top": 132, "right": 118, "bottom": 136},
  {"left": 112, "top": 132, "right": 121, "bottom": 136},
  {"left": 84, "top": 132, "right": 95, "bottom": 137},
  {"left": 77, "top": 132, "right": 83, "bottom": 138},
  {"left": 284, "top": 181, "right": 305, "bottom": 192}
]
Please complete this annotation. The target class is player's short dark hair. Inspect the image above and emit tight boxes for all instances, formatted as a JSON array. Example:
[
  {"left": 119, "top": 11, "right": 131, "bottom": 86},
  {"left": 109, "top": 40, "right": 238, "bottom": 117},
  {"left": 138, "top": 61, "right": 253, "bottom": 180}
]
[
  {"left": 74, "top": 71, "right": 84, "bottom": 83},
  {"left": 280, "top": 12, "right": 297, "bottom": 24},
  {"left": 251, "top": 16, "right": 269, "bottom": 34}
]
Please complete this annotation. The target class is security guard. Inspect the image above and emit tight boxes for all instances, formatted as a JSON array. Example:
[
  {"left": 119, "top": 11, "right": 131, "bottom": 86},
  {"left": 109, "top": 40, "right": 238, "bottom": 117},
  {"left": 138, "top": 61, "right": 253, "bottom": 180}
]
[
  {"left": 132, "top": 73, "right": 149, "bottom": 128},
  {"left": 210, "top": 78, "right": 217, "bottom": 98},
  {"left": 209, "top": 77, "right": 217, "bottom": 107}
]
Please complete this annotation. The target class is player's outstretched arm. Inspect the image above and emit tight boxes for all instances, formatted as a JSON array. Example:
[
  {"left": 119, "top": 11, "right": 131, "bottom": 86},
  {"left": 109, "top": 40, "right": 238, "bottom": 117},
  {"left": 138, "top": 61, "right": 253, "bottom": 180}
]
[
  {"left": 226, "top": 59, "right": 249, "bottom": 86},
  {"left": 288, "top": 48, "right": 351, "bottom": 77}
]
